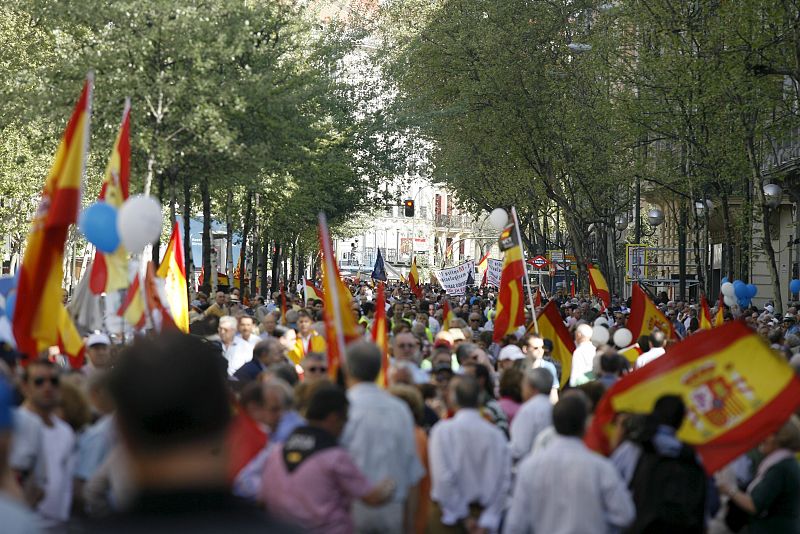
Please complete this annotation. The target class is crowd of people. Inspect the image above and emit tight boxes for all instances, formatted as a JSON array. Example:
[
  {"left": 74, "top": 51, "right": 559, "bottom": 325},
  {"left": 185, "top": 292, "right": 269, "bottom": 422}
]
[{"left": 0, "top": 279, "right": 799, "bottom": 533}]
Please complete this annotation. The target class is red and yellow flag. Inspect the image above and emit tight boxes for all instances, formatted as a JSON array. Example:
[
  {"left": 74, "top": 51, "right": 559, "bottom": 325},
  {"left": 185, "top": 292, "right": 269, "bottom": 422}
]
[
  {"left": 156, "top": 223, "right": 189, "bottom": 333},
  {"left": 118, "top": 273, "right": 146, "bottom": 329},
  {"left": 319, "top": 213, "right": 360, "bottom": 380},
  {"left": 587, "top": 321, "right": 800, "bottom": 473},
  {"left": 408, "top": 256, "right": 422, "bottom": 299},
  {"left": 144, "top": 261, "right": 177, "bottom": 332},
  {"left": 588, "top": 264, "right": 611, "bottom": 309},
  {"left": 714, "top": 292, "right": 725, "bottom": 327},
  {"left": 533, "top": 300, "right": 575, "bottom": 388},
  {"left": 304, "top": 279, "right": 324, "bottom": 305},
  {"left": 493, "top": 224, "right": 525, "bottom": 343},
  {"left": 441, "top": 299, "right": 456, "bottom": 331},
  {"left": 89, "top": 100, "right": 130, "bottom": 295},
  {"left": 14, "top": 77, "right": 92, "bottom": 360},
  {"left": 699, "top": 294, "right": 713, "bottom": 330},
  {"left": 57, "top": 305, "right": 85, "bottom": 368},
  {"left": 373, "top": 282, "right": 389, "bottom": 387},
  {"left": 619, "top": 343, "right": 644, "bottom": 365},
  {"left": 627, "top": 283, "right": 675, "bottom": 342},
  {"left": 534, "top": 288, "right": 542, "bottom": 308},
  {"left": 570, "top": 280, "right": 575, "bottom": 298},
  {"left": 280, "top": 284, "right": 287, "bottom": 326}
]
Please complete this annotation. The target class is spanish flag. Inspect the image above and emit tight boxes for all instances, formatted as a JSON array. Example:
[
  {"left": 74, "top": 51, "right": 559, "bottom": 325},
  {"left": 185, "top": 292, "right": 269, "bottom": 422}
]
[
  {"left": 534, "top": 288, "right": 542, "bottom": 308},
  {"left": 408, "top": 256, "right": 422, "bottom": 299},
  {"left": 156, "top": 222, "right": 189, "bottom": 333},
  {"left": 587, "top": 321, "right": 800, "bottom": 473},
  {"left": 619, "top": 343, "right": 643, "bottom": 365},
  {"left": 89, "top": 99, "right": 130, "bottom": 295},
  {"left": 699, "top": 294, "right": 713, "bottom": 330},
  {"left": 304, "top": 279, "right": 324, "bottom": 305},
  {"left": 627, "top": 283, "right": 675, "bottom": 342},
  {"left": 14, "top": 76, "right": 92, "bottom": 360},
  {"left": 56, "top": 304, "right": 85, "bottom": 368},
  {"left": 714, "top": 292, "right": 725, "bottom": 327},
  {"left": 588, "top": 264, "right": 611, "bottom": 309},
  {"left": 373, "top": 282, "right": 389, "bottom": 387},
  {"left": 493, "top": 224, "right": 525, "bottom": 343},
  {"left": 441, "top": 299, "right": 456, "bottom": 331},
  {"left": 477, "top": 249, "right": 491, "bottom": 287},
  {"left": 319, "top": 213, "right": 360, "bottom": 380},
  {"left": 533, "top": 300, "right": 575, "bottom": 388},
  {"left": 280, "top": 284, "right": 287, "bottom": 326},
  {"left": 118, "top": 273, "right": 146, "bottom": 329},
  {"left": 144, "top": 261, "right": 176, "bottom": 332}
]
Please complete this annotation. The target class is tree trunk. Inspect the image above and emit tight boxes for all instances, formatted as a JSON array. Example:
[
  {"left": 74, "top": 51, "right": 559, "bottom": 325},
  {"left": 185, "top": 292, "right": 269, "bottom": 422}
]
[
  {"left": 678, "top": 204, "right": 688, "bottom": 301},
  {"left": 290, "top": 237, "right": 297, "bottom": 285},
  {"left": 182, "top": 176, "right": 192, "bottom": 300},
  {"left": 720, "top": 194, "right": 735, "bottom": 280},
  {"left": 259, "top": 231, "right": 269, "bottom": 298},
  {"left": 271, "top": 241, "right": 281, "bottom": 294},
  {"left": 169, "top": 170, "right": 177, "bottom": 225},
  {"left": 239, "top": 190, "right": 253, "bottom": 293},
  {"left": 225, "top": 190, "right": 234, "bottom": 280},
  {"left": 201, "top": 178, "right": 212, "bottom": 293},
  {"left": 250, "top": 193, "right": 259, "bottom": 296},
  {"left": 152, "top": 172, "right": 165, "bottom": 266}
]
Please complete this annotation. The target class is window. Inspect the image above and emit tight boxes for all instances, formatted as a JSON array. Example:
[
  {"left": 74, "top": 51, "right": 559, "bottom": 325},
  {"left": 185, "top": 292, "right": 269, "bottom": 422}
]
[
  {"left": 387, "top": 248, "right": 397, "bottom": 262},
  {"left": 420, "top": 205, "right": 428, "bottom": 219}
]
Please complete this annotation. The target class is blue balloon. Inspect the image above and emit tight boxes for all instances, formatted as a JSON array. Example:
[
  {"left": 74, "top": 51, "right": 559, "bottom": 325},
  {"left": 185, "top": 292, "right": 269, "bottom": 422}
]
[
  {"left": 733, "top": 280, "right": 748, "bottom": 299},
  {"left": 746, "top": 283, "right": 757, "bottom": 299},
  {"left": 791, "top": 279, "right": 800, "bottom": 294},
  {"left": 79, "top": 202, "right": 120, "bottom": 253},
  {"left": 721, "top": 277, "right": 729, "bottom": 284},
  {"left": 738, "top": 298, "right": 750, "bottom": 309}
]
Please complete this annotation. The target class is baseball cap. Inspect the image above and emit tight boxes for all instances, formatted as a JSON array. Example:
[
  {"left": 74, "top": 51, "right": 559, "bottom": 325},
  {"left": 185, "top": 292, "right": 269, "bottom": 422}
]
[
  {"left": 86, "top": 332, "right": 111, "bottom": 347},
  {"left": 498, "top": 345, "right": 525, "bottom": 361},
  {"left": 765, "top": 304, "right": 774, "bottom": 313}
]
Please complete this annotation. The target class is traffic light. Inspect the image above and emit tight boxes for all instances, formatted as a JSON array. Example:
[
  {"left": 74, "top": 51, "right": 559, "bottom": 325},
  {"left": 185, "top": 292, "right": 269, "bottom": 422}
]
[{"left": 403, "top": 199, "right": 415, "bottom": 217}]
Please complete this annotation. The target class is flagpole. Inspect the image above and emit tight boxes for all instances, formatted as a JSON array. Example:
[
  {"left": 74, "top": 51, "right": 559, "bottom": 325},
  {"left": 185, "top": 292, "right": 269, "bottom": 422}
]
[{"left": 512, "top": 207, "right": 539, "bottom": 335}]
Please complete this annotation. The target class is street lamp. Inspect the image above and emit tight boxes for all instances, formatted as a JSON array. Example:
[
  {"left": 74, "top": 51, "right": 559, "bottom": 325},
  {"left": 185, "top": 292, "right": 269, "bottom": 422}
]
[
  {"left": 615, "top": 214, "right": 628, "bottom": 232},
  {"left": 647, "top": 208, "right": 665, "bottom": 227},
  {"left": 488, "top": 207, "right": 509, "bottom": 231},
  {"left": 764, "top": 183, "right": 783, "bottom": 209}
]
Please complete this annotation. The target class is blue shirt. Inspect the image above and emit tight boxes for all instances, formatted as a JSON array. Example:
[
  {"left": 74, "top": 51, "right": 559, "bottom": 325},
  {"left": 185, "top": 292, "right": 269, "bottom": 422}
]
[{"left": 74, "top": 414, "right": 115, "bottom": 481}]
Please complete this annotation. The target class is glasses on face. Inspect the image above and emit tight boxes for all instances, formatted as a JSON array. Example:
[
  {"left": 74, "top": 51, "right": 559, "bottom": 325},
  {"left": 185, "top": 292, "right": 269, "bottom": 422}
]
[
  {"left": 307, "top": 366, "right": 328, "bottom": 373},
  {"left": 32, "top": 376, "right": 59, "bottom": 387},
  {"left": 470, "top": 319, "right": 480, "bottom": 323},
  {"left": 397, "top": 343, "right": 417, "bottom": 349}
]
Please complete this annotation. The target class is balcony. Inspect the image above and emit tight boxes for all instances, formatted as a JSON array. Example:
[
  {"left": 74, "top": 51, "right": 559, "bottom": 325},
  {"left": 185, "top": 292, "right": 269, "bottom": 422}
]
[
  {"left": 763, "top": 126, "right": 800, "bottom": 175},
  {"left": 434, "top": 214, "right": 474, "bottom": 230}
]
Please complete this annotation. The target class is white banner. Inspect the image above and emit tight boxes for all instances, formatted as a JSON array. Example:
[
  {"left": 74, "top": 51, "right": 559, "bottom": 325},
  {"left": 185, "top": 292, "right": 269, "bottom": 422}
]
[
  {"left": 435, "top": 260, "right": 475, "bottom": 296},
  {"left": 486, "top": 258, "right": 503, "bottom": 287}
]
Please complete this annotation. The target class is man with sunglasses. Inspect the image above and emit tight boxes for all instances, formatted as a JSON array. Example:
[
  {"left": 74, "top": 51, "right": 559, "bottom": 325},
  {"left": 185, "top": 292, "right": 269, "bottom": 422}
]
[
  {"left": 300, "top": 353, "right": 328, "bottom": 382},
  {"left": 15, "top": 359, "right": 76, "bottom": 528}
]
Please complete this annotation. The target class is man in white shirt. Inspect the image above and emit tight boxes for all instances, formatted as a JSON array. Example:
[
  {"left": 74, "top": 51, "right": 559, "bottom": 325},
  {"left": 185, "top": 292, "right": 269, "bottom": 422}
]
[
  {"left": 429, "top": 374, "right": 511, "bottom": 533},
  {"left": 342, "top": 341, "right": 425, "bottom": 534},
  {"left": 236, "top": 315, "right": 259, "bottom": 349},
  {"left": 18, "top": 360, "right": 76, "bottom": 528},
  {"left": 219, "top": 315, "right": 252, "bottom": 375},
  {"left": 504, "top": 392, "right": 635, "bottom": 534},
  {"left": 509, "top": 368, "right": 553, "bottom": 462},
  {"left": 570, "top": 323, "right": 596, "bottom": 387},
  {"left": 635, "top": 329, "right": 667, "bottom": 369}
]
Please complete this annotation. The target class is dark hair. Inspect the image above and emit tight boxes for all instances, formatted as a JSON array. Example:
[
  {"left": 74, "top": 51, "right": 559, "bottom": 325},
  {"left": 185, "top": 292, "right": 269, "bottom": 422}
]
[
  {"left": 553, "top": 392, "right": 589, "bottom": 437},
  {"left": 22, "top": 359, "right": 58, "bottom": 382},
  {"left": 499, "top": 369, "right": 523, "bottom": 403},
  {"left": 472, "top": 362, "right": 495, "bottom": 399},
  {"left": 455, "top": 343, "right": 477, "bottom": 365},
  {"left": 652, "top": 394, "right": 686, "bottom": 429},
  {"left": 305, "top": 385, "right": 348, "bottom": 421},
  {"left": 109, "top": 333, "right": 231, "bottom": 453},
  {"left": 345, "top": 341, "right": 382, "bottom": 382},
  {"left": 268, "top": 363, "right": 299, "bottom": 386},
  {"left": 273, "top": 325, "right": 291, "bottom": 338},
  {"left": 240, "top": 381, "right": 265, "bottom": 407},
  {"left": 361, "top": 302, "right": 375, "bottom": 315},
  {"left": 453, "top": 375, "right": 481, "bottom": 408},
  {"left": 296, "top": 309, "right": 312, "bottom": 320}
]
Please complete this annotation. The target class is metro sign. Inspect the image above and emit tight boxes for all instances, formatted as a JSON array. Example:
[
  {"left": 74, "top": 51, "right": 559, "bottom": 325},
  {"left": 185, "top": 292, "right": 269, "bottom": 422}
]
[{"left": 528, "top": 255, "right": 549, "bottom": 269}]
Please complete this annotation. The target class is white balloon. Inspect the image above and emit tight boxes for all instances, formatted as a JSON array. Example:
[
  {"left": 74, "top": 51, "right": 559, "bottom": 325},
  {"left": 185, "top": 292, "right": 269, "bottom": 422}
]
[
  {"left": 723, "top": 294, "right": 736, "bottom": 307},
  {"left": 591, "top": 326, "right": 610, "bottom": 347},
  {"left": 488, "top": 208, "right": 509, "bottom": 231},
  {"left": 594, "top": 317, "right": 609, "bottom": 327},
  {"left": 613, "top": 328, "right": 633, "bottom": 348},
  {"left": 721, "top": 282, "right": 735, "bottom": 297},
  {"left": 117, "top": 195, "right": 163, "bottom": 253}
]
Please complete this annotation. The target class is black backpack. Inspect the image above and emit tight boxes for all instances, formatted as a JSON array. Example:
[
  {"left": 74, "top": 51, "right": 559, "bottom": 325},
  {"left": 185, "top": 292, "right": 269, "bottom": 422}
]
[{"left": 626, "top": 440, "right": 707, "bottom": 534}]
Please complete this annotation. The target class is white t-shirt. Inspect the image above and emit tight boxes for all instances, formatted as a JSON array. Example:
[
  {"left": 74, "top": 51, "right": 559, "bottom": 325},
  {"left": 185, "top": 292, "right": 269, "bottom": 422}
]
[
  {"left": 9, "top": 408, "right": 47, "bottom": 490},
  {"left": 37, "top": 416, "right": 76, "bottom": 526}
]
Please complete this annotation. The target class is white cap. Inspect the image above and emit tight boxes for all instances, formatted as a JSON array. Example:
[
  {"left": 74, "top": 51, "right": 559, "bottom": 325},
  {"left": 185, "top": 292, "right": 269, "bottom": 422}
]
[
  {"left": 86, "top": 332, "right": 110, "bottom": 347},
  {"left": 765, "top": 304, "right": 774, "bottom": 313},
  {"left": 498, "top": 345, "right": 525, "bottom": 361}
]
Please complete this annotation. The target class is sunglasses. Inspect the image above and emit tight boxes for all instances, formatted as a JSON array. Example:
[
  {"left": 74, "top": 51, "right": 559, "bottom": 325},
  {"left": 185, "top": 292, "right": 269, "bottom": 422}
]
[
  {"left": 307, "top": 366, "right": 328, "bottom": 373},
  {"left": 397, "top": 343, "right": 417, "bottom": 348},
  {"left": 32, "top": 376, "right": 59, "bottom": 387}
]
